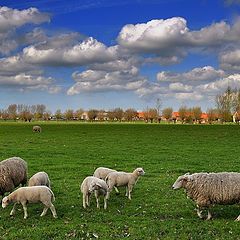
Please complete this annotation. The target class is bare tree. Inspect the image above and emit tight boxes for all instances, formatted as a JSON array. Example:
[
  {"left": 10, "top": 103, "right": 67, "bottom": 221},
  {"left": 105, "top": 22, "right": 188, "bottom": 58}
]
[
  {"left": 75, "top": 108, "right": 84, "bottom": 120},
  {"left": 113, "top": 108, "right": 124, "bottom": 121},
  {"left": 207, "top": 108, "right": 218, "bottom": 124},
  {"left": 178, "top": 106, "right": 188, "bottom": 124},
  {"left": 192, "top": 106, "right": 202, "bottom": 124},
  {"left": 64, "top": 109, "right": 74, "bottom": 121},
  {"left": 97, "top": 109, "right": 106, "bottom": 122},
  {"left": 162, "top": 107, "right": 173, "bottom": 123},
  {"left": 43, "top": 110, "right": 51, "bottom": 121},
  {"left": 7, "top": 104, "right": 17, "bottom": 121},
  {"left": 55, "top": 109, "right": 62, "bottom": 121},
  {"left": 88, "top": 109, "right": 98, "bottom": 121},
  {"left": 148, "top": 108, "right": 158, "bottom": 123},
  {"left": 124, "top": 108, "right": 138, "bottom": 122}
]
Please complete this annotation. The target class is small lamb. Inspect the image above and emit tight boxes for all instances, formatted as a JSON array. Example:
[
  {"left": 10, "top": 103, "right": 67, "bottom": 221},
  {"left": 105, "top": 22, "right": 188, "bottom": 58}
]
[
  {"left": 2, "top": 186, "right": 57, "bottom": 219},
  {"left": 28, "top": 171, "right": 51, "bottom": 188},
  {"left": 32, "top": 126, "right": 41, "bottom": 133},
  {"left": 80, "top": 176, "right": 109, "bottom": 209},
  {"left": 93, "top": 167, "right": 119, "bottom": 193},
  {"left": 106, "top": 167, "right": 145, "bottom": 200}
]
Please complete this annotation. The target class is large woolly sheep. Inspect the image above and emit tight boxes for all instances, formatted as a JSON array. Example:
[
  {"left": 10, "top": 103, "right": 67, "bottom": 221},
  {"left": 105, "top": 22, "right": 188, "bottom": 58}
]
[
  {"left": 32, "top": 125, "right": 41, "bottom": 132},
  {"left": 2, "top": 186, "right": 57, "bottom": 219},
  {"left": 80, "top": 176, "right": 109, "bottom": 209},
  {"left": 0, "top": 157, "right": 27, "bottom": 196},
  {"left": 172, "top": 172, "right": 240, "bottom": 221},
  {"left": 106, "top": 167, "right": 145, "bottom": 200},
  {"left": 28, "top": 171, "right": 51, "bottom": 188},
  {"left": 93, "top": 167, "right": 119, "bottom": 193}
]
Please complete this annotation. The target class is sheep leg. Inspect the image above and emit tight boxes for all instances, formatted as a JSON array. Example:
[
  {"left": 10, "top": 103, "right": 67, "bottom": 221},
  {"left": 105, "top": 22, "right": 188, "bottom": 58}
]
[
  {"left": 40, "top": 206, "right": 48, "bottom": 217},
  {"left": 114, "top": 187, "right": 119, "bottom": 194},
  {"left": 104, "top": 196, "right": 107, "bottom": 209},
  {"left": 49, "top": 204, "right": 57, "bottom": 218},
  {"left": 106, "top": 185, "right": 114, "bottom": 200},
  {"left": 127, "top": 184, "right": 133, "bottom": 200},
  {"left": 21, "top": 202, "right": 28, "bottom": 219},
  {"left": 10, "top": 203, "right": 17, "bottom": 216},
  {"left": 87, "top": 193, "right": 91, "bottom": 207},
  {"left": 125, "top": 187, "right": 128, "bottom": 197},
  {"left": 206, "top": 210, "right": 212, "bottom": 220},
  {"left": 83, "top": 194, "right": 87, "bottom": 209},
  {"left": 196, "top": 207, "right": 203, "bottom": 219},
  {"left": 95, "top": 191, "right": 100, "bottom": 209}
]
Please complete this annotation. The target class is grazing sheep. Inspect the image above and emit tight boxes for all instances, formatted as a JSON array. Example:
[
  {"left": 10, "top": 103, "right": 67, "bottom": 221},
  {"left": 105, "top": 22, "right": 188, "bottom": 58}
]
[
  {"left": 93, "top": 167, "right": 119, "bottom": 193},
  {"left": 172, "top": 172, "right": 240, "bottom": 221},
  {"left": 2, "top": 186, "right": 57, "bottom": 219},
  {"left": 106, "top": 167, "right": 145, "bottom": 200},
  {"left": 80, "top": 176, "right": 109, "bottom": 209},
  {"left": 28, "top": 171, "right": 51, "bottom": 188},
  {"left": 0, "top": 157, "right": 27, "bottom": 196},
  {"left": 32, "top": 125, "right": 41, "bottom": 132}
]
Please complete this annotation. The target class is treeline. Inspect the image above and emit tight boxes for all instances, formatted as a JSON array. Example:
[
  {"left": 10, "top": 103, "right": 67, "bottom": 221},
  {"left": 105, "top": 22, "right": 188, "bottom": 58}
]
[{"left": 0, "top": 87, "right": 240, "bottom": 123}]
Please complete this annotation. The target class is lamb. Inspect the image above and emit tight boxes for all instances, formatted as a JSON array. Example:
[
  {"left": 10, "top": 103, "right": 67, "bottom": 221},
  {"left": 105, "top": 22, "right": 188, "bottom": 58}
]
[
  {"left": 106, "top": 167, "right": 145, "bottom": 200},
  {"left": 28, "top": 171, "right": 51, "bottom": 188},
  {"left": 32, "top": 125, "right": 41, "bottom": 132},
  {"left": 80, "top": 176, "right": 109, "bottom": 209},
  {"left": 172, "top": 172, "right": 240, "bottom": 221},
  {"left": 0, "top": 157, "right": 27, "bottom": 196},
  {"left": 93, "top": 167, "right": 119, "bottom": 193},
  {"left": 2, "top": 186, "right": 57, "bottom": 219}
]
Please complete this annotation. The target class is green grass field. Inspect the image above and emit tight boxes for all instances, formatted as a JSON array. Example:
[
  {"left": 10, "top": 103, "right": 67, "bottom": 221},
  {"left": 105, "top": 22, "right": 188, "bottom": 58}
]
[{"left": 0, "top": 122, "right": 240, "bottom": 239}]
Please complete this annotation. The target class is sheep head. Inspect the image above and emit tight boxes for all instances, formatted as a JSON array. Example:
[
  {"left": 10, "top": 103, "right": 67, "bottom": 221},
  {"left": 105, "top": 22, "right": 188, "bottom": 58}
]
[
  {"left": 172, "top": 173, "right": 192, "bottom": 190},
  {"left": 134, "top": 168, "right": 145, "bottom": 176},
  {"left": 89, "top": 181, "right": 102, "bottom": 192},
  {"left": 2, "top": 196, "right": 9, "bottom": 208}
]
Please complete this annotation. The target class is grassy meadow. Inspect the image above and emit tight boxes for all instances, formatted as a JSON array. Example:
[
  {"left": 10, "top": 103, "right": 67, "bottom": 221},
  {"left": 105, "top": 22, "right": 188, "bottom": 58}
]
[{"left": 0, "top": 122, "right": 240, "bottom": 239}]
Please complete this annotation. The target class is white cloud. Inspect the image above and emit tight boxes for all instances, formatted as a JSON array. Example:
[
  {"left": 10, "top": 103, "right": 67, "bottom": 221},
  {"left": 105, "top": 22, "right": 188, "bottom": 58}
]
[
  {"left": 169, "top": 82, "right": 193, "bottom": 92},
  {"left": 67, "top": 67, "right": 146, "bottom": 95},
  {"left": 175, "top": 92, "right": 204, "bottom": 101},
  {"left": 0, "top": 6, "right": 50, "bottom": 33},
  {"left": 157, "top": 66, "right": 225, "bottom": 83},
  {"left": 23, "top": 37, "right": 118, "bottom": 66},
  {"left": 220, "top": 49, "right": 240, "bottom": 71}
]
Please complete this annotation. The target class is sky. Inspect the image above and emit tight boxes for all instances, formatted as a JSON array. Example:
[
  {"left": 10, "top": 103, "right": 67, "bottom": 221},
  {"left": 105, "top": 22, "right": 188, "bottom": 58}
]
[{"left": 1, "top": 0, "right": 240, "bottom": 112}]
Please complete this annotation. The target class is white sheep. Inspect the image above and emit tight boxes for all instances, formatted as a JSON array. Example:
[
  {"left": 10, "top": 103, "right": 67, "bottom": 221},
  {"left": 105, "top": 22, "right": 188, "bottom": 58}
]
[
  {"left": 0, "top": 157, "right": 27, "bottom": 196},
  {"left": 93, "top": 167, "right": 119, "bottom": 193},
  {"left": 106, "top": 167, "right": 145, "bottom": 200},
  {"left": 28, "top": 171, "right": 51, "bottom": 188},
  {"left": 80, "top": 176, "right": 109, "bottom": 209},
  {"left": 32, "top": 126, "right": 41, "bottom": 132},
  {"left": 172, "top": 172, "right": 240, "bottom": 221},
  {"left": 2, "top": 186, "right": 57, "bottom": 219}
]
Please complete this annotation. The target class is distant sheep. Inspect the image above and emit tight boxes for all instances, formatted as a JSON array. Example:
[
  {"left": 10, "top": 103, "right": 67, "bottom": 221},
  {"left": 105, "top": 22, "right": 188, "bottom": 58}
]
[
  {"left": 32, "top": 126, "right": 41, "bottom": 132},
  {"left": 28, "top": 171, "right": 51, "bottom": 188},
  {"left": 172, "top": 172, "right": 240, "bottom": 221},
  {"left": 2, "top": 186, "right": 57, "bottom": 219},
  {"left": 0, "top": 157, "right": 27, "bottom": 196},
  {"left": 106, "top": 167, "right": 145, "bottom": 200},
  {"left": 80, "top": 176, "right": 109, "bottom": 209},
  {"left": 93, "top": 167, "right": 119, "bottom": 193}
]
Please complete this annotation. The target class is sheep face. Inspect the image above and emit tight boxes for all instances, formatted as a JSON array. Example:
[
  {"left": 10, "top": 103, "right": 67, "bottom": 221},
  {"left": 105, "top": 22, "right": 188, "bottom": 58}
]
[
  {"left": 89, "top": 181, "right": 101, "bottom": 192},
  {"left": 2, "top": 197, "right": 9, "bottom": 208},
  {"left": 135, "top": 168, "right": 145, "bottom": 176},
  {"left": 172, "top": 174, "right": 190, "bottom": 190}
]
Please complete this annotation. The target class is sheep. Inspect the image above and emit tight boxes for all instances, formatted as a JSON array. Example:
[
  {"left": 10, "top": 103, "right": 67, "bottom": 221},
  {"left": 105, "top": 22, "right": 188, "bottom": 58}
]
[
  {"left": 0, "top": 157, "right": 27, "bottom": 196},
  {"left": 172, "top": 172, "right": 240, "bottom": 221},
  {"left": 106, "top": 167, "right": 145, "bottom": 200},
  {"left": 93, "top": 167, "right": 119, "bottom": 193},
  {"left": 2, "top": 186, "right": 57, "bottom": 219},
  {"left": 32, "top": 125, "right": 41, "bottom": 132},
  {"left": 28, "top": 171, "right": 51, "bottom": 188},
  {"left": 80, "top": 176, "right": 109, "bottom": 209}
]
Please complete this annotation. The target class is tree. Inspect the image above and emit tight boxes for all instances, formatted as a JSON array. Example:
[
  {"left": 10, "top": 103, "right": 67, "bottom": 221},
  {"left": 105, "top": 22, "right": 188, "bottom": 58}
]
[
  {"left": 75, "top": 108, "right": 84, "bottom": 120},
  {"left": 55, "top": 109, "right": 62, "bottom": 121},
  {"left": 88, "top": 109, "right": 98, "bottom": 121},
  {"left": 192, "top": 106, "right": 202, "bottom": 123},
  {"left": 97, "top": 110, "right": 106, "bottom": 122},
  {"left": 43, "top": 110, "right": 51, "bottom": 121},
  {"left": 148, "top": 108, "right": 158, "bottom": 123},
  {"left": 207, "top": 108, "right": 218, "bottom": 124},
  {"left": 7, "top": 104, "right": 17, "bottom": 120},
  {"left": 162, "top": 107, "right": 173, "bottom": 122},
  {"left": 124, "top": 108, "right": 138, "bottom": 122},
  {"left": 216, "top": 87, "right": 233, "bottom": 123},
  {"left": 107, "top": 110, "right": 115, "bottom": 122},
  {"left": 64, "top": 109, "right": 74, "bottom": 121},
  {"left": 113, "top": 108, "right": 124, "bottom": 121},
  {"left": 178, "top": 106, "right": 188, "bottom": 124},
  {"left": 155, "top": 98, "right": 162, "bottom": 117}
]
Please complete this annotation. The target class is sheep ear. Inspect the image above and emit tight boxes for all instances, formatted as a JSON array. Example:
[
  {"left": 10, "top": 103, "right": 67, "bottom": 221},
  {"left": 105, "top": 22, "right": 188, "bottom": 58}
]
[{"left": 96, "top": 182, "right": 102, "bottom": 188}]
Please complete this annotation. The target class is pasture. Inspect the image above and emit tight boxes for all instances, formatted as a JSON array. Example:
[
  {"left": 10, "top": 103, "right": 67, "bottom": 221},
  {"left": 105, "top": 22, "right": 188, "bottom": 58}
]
[{"left": 0, "top": 122, "right": 240, "bottom": 239}]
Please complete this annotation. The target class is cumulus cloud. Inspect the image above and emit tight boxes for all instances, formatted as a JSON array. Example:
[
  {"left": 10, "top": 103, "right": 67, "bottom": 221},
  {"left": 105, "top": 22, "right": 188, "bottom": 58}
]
[
  {"left": 23, "top": 37, "right": 118, "bottom": 66},
  {"left": 219, "top": 49, "right": 240, "bottom": 71},
  {"left": 169, "top": 82, "right": 193, "bottom": 92},
  {"left": 0, "top": 6, "right": 50, "bottom": 33},
  {"left": 175, "top": 92, "right": 204, "bottom": 101},
  {"left": 67, "top": 67, "right": 147, "bottom": 95},
  {"left": 157, "top": 66, "right": 225, "bottom": 83},
  {"left": 118, "top": 17, "right": 240, "bottom": 62}
]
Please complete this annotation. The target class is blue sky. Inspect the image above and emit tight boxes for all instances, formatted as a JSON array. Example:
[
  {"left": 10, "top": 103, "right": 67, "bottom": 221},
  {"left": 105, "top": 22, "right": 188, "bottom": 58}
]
[{"left": 1, "top": 0, "right": 240, "bottom": 112}]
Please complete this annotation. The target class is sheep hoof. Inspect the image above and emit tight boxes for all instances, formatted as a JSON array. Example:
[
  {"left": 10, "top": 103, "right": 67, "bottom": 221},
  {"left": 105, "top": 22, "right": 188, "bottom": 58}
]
[{"left": 53, "top": 215, "right": 58, "bottom": 219}]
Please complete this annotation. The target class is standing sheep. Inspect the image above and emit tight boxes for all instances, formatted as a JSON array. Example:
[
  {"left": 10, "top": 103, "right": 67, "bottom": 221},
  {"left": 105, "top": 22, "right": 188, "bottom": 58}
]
[
  {"left": 106, "top": 167, "right": 145, "bottom": 200},
  {"left": 93, "top": 167, "right": 119, "bottom": 193},
  {"left": 0, "top": 157, "right": 27, "bottom": 196},
  {"left": 80, "top": 176, "right": 109, "bottom": 209},
  {"left": 172, "top": 172, "right": 240, "bottom": 221},
  {"left": 32, "top": 126, "right": 41, "bottom": 132},
  {"left": 2, "top": 186, "right": 57, "bottom": 219},
  {"left": 28, "top": 171, "right": 51, "bottom": 188}
]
